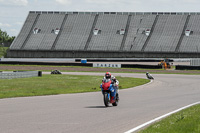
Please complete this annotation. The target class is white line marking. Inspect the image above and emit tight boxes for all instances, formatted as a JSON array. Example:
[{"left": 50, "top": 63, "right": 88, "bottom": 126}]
[{"left": 124, "top": 101, "right": 200, "bottom": 133}]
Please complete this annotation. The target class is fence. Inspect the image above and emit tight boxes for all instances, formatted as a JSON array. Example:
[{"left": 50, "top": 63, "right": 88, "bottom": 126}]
[
  {"left": 190, "top": 59, "right": 200, "bottom": 66},
  {"left": 0, "top": 71, "right": 41, "bottom": 79}
]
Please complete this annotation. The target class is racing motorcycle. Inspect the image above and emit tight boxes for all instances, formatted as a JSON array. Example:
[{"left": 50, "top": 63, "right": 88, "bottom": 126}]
[{"left": 100, "top": 79, "right": 119, "bottom": 107}]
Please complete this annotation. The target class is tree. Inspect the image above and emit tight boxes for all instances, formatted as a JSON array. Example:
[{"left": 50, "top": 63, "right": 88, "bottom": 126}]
[
  {"left": 0, "top": 45, "right": 7, "bottom": 57},
  {"left": 0, "top": 29, "right": 15, "bottom": 44}
]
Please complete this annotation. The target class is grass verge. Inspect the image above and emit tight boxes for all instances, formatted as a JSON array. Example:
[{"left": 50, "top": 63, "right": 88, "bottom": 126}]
[
  {"left": 139, "top": 104, "right": 200, "bottom": 133},
  {"left": 1, "top": 64, "right": 200, "bottom": 75},
  {"left": 0, "top": 74, "right": 149, "bottom": 99},
  {"left": 0, "top": 64, "right": 162, "bottom": 71}
]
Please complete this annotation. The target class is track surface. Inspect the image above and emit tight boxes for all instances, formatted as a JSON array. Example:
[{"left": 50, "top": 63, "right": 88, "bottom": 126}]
[{"left": 1, "top": 72, "right": 200, "bottom": 133}]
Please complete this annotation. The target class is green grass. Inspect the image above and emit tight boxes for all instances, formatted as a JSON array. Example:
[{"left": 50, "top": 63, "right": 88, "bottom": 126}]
[
  {"left": 0, "top": 64, "right": 160, "bottom": 71},
  {"left": 0, "top": 74, "right": 149, "bottom": 99},
  {"left": 1, "top": 64, "right": 200, "bottom": 75},
  {"left": 139, "top": 104, "right": 200, "bottom": 133},
  {"left": 0, "top": 63, "right": 196, "bottom": 72}
]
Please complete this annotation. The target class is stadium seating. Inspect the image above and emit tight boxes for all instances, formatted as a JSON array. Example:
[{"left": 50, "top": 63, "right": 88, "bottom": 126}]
[
  {"left": 88, "top": 14, "right": 128, "bottom": 51},
  {"left": 54, "top": 14, "right": 95, "bottom": 50},
  {"left": 123, "top": 15, "right": 156, "bottom": 51},
  {"left": 179, "top": 15, "right": 200, "bottom": 52},
  {"left": 10, "top": 13, "right": 38, "bottom": 50},
  {"left": 144, "top": 15, "right": 187, "bottom": 52},
  {"left": 38, "top": 14, "right": 65, "bottom": 50},
  {"left": 23, "top": 14, "right": 53, "bottom": 50},
  {"left": 8, "top": 12, "right": 200, "bottom": 58}
]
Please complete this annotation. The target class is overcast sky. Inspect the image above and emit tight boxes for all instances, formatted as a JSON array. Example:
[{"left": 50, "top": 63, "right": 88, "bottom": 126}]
[{"left": 0, "top": 0, "right": 199, "bottom": 36}]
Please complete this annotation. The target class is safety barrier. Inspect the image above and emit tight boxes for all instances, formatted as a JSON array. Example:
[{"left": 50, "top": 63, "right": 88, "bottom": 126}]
[
  {"left": 0, "top": 61, "right": 163, "bottom": 69},
  {"left": 121, "top": 64, "right": 162, "bottom": 69},
  {"left": 0, "top": 71, "right": 41, "bottom": 79},
  {"left": 0, "top": 61, "right": 93, "bottom": 67},
  {"left": 190, "top": 59, "right": 200, "bottom": 66},
  {"left": 176, "top": 65, "right": 200, "bottom": 70}
]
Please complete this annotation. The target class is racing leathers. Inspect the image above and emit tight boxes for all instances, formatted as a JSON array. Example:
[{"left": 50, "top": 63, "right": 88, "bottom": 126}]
[{"left": 102, "top": 75, "right": 119, "bottom": 103}]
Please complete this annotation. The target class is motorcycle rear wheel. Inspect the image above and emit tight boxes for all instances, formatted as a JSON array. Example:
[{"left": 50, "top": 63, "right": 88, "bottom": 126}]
[{"left": 112, "top": 93, "right": 119, "bottom": 106}]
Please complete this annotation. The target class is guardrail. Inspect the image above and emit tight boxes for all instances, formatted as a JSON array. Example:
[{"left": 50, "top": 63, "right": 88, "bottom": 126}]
[
  {"left": 176, "top": 65, "right": 200, "bottom": 70},
  {"left": 0, "top": 71, "right": 42, "bottom": 79},
  {"left": 0, "top": 61, "right": 93, "bottom": 67}
]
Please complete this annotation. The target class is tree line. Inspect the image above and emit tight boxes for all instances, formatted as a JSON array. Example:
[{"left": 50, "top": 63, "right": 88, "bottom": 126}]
[
  {"left": 0, "top": 29, "right": 15, "bottom": 57},
  {"left": 0, "top": 29, "right": 15, "bottom": 44}
]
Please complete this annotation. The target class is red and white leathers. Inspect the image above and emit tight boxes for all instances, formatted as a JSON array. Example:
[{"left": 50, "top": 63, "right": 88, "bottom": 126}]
[{"left": 102, "top": 75, "right": 119, "bottom": 86}]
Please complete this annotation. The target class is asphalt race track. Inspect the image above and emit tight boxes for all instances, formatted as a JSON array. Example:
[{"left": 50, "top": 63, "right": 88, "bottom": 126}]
[{"left": 1, "top": 72, "right": 200, "bottom": 133}]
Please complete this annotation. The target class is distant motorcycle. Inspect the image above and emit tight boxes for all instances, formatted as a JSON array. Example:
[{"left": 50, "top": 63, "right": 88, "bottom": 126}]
[
  {"left": 100, "top": 79, "right": 119, "bottom": 107},
  {"left": 146, "top": 72, "right": 154, "bottom": 80},
  {"left": 51, "top": 70, "right": 62, "bottom": 74}
]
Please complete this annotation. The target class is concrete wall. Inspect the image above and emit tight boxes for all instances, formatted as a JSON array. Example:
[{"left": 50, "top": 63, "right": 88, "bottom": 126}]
[
  {"left": 7, "top": 49, "right": 200, "bottom": 58},
  {"left": 0, "top": 71, "right": 39, "bottom": 79},
  {"left": 190, "top": 59, "right": 200, "bottom": 66}
]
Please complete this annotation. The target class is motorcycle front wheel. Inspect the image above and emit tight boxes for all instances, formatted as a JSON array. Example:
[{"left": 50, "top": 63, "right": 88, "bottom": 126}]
[{"left": 103, "top": 93, "right": 109, "bottom": 107}]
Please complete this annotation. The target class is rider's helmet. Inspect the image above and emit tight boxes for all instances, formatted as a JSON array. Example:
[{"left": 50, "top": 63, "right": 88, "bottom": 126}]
[{"left": 105, "top": 72, "right": 111, "bottom": 79}]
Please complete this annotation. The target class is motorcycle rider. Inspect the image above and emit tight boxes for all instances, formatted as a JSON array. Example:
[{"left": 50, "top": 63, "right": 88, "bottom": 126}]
[
  {"left": 146, "top": 72, "right": 154, "bottom": 80},
  {"left": 103, "top": 72, "right": 119, "bottom": 85},
  {"left": 102, "top": 72, "right": 119, "bottom": 103}
]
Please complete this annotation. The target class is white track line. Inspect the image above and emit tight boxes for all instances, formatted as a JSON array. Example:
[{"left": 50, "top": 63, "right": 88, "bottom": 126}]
[{"left": 125, "top": 101, "right": 200, "bottom": 133}]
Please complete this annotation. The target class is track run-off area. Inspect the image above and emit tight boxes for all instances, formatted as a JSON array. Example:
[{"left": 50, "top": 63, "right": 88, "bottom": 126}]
[{"left": 1, "top": 72, "right": 200, "bottom": 133}]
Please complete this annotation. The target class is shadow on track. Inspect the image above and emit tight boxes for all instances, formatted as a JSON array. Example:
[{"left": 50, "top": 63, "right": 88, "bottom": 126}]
[{"left": 85, "top": 106, "right": 107, "bottom": 108}]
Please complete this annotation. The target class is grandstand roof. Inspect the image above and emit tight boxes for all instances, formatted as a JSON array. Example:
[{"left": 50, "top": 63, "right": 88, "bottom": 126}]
[{"left": 29, "top": 11, "right": 200, "bottom": 15}]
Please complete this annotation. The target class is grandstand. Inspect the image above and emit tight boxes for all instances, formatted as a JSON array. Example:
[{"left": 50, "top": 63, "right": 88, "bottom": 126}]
[{"left": 8, "top": 11, "right": 200, "bottom": 58}]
